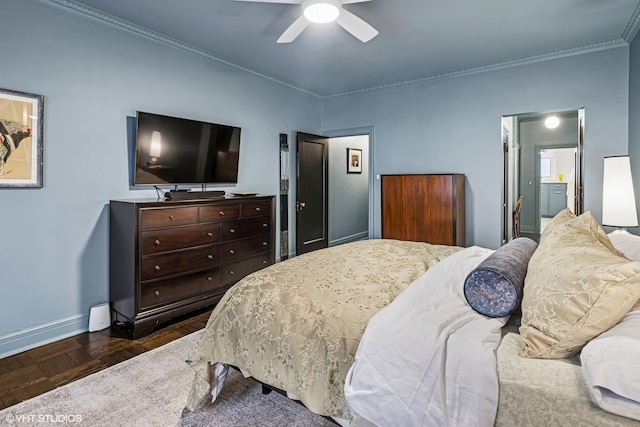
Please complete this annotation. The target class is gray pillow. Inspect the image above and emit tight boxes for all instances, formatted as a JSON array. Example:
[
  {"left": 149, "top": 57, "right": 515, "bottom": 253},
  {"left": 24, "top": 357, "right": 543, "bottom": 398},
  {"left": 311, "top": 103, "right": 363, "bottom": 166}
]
[{"left": 464, "top": 237, "right": 538, "bottom": 318}]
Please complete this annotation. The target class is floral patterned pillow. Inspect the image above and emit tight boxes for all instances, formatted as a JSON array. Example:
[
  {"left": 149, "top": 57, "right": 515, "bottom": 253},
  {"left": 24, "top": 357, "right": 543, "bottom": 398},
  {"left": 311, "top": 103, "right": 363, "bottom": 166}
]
[
  {"left": 519, "top": 211, "right": 640, "bottom": 358},
  {"left": 540, "top": 208, "right": 575, "bottom": 239},
  {"left": 463, "top": 237, "right": 538, "bottom": 318}
]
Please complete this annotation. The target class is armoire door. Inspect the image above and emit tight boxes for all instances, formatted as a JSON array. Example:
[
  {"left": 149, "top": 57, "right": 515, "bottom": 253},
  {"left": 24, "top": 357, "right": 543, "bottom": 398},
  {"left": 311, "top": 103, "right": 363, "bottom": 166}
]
[{"left": 381, "top": 174, "right": 465, "bottom": 246}]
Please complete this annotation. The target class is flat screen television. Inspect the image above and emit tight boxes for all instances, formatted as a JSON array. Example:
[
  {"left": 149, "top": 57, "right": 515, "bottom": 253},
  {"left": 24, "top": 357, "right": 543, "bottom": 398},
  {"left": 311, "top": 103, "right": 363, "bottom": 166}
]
[{"left": 133, "top": 111, "right": 241, "bottom": 186}]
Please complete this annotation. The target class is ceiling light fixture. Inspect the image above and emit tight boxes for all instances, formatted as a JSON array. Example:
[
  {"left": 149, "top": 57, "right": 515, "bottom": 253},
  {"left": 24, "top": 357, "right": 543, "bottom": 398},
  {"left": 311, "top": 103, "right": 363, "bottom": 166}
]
[
  {"left": 303, "top": 0, "right": 341, "bottom": 24},
  {"left": 545, "top": 116, "right": 560, "bottom": 129},
  {"left": 234, "top": 0, "right": 378, "bottom": 43}
]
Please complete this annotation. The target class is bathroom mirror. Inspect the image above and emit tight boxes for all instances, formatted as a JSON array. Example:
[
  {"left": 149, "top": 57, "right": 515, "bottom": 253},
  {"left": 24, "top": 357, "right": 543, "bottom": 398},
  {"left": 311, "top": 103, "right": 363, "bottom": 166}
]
[{"left": 501, "top": 108, "right": 584, "bottom": 244}]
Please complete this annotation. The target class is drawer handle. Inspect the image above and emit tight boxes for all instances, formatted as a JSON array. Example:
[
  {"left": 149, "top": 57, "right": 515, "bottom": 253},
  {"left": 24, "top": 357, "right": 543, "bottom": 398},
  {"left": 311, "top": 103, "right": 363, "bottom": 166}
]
[
  {"left": 229, "top": 229, "right": 235, "bottom": 234},
  {"left": 154, "top": 265, "right": 161, "bottom": 271},
  {"left": 229, "top": 249, "right": 235, "bottom": 255},
  {"left": 255, "top": 207, "right": 261, "bottom": 212},
  {"left": 154, "top": 239, "right": 161, "bottom": 246},
  {"left": 207, "top": 232, "right": 213, "bottom": 237},
  {"left": 262, "top": 223, "right": 268, "bottom": 228},
  {"left": 207, "top": 254, "right": 214, "bottom": 260},
  {"left": 229, "top": 270, "right": 234, "bottom": 276},
  {"left": 262, "top": 241, "right": 267, "bottom": 246},
  {"left": 262, "top": 260, "right": 268, "bottom": 264},
  {"left": 219, "top": 211, "right": 225, "bottom": 216},
  {"left": 154, "top": 290, "right": 160, "bottom": 296},
  {"left": 169, "top": 215, "right": 175, "bottom": 222},
  {"left": 207, "top": 276, "right": 213, "bottom": 282}
]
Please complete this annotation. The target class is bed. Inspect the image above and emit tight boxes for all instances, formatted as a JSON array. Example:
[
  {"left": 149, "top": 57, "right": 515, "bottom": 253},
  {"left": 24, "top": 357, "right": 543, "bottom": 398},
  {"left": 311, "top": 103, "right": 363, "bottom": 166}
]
[
  {"left": 184, "top": 209, "right": 640, "bottom": 426},
  {"left": 185, "top": 239, "right": 460, "bottom": 419}
]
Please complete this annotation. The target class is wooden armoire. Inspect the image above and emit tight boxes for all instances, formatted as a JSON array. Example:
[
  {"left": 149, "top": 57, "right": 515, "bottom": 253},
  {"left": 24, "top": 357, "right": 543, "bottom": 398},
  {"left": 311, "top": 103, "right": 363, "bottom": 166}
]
[{"left": 381, "top": 174, "right": 465, "bottom": 246}]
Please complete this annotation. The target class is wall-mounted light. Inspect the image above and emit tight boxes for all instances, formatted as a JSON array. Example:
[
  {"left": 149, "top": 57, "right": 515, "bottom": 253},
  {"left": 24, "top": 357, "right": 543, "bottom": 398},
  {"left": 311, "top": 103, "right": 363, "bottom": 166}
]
[
  {"left": 602, "top": 155, "right": 638, "bottom": 231},
  {"left": 303, "top": 0, "right": 340, "bottom": 23},
  {"left": 544, "top": 116, "right": 560, "bottom": 129}
]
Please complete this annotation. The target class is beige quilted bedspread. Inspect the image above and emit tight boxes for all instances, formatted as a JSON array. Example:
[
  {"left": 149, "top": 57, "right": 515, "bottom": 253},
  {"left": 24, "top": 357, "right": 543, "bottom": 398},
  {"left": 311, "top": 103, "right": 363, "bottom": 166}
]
[
  {"left": 496, "top": 325, "right": 640, "bottom": 426},
  {"left": 185, "top": 239, "right": 460, "bottom": 417}
]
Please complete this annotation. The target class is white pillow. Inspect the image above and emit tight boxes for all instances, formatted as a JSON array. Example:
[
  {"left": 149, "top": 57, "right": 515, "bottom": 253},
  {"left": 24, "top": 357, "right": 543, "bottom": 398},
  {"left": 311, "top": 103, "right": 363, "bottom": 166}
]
[
  {"left": 608, "top": 231, "right": 640, "bottom": 261},
  {"left": 581, "top": 306, "right": 640, "bottom": 421}
]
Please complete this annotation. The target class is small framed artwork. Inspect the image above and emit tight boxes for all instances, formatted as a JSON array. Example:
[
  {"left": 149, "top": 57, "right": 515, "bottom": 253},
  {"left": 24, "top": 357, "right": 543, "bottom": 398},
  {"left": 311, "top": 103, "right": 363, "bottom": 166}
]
[
  {"left": 347, "top": 148, "right": 362, "bottom": 174},
  {"left": 0, "top": 88, "right": 44, "bottom": 188}
]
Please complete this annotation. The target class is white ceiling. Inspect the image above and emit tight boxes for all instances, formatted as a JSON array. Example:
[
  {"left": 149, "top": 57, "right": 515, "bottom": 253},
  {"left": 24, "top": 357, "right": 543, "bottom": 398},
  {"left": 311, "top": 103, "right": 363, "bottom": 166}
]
[{"left": 53, "top": 0, "right": 640, "bottom": 97}]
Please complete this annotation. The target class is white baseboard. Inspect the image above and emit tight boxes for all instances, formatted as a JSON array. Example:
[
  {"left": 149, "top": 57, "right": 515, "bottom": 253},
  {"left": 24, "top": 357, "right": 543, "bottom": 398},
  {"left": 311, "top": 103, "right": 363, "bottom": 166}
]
[
  {"left": 0, "top": 314, "right": 88, "bottom": 359},
  {"left": 329, "top": 231, "right": 369, "bottom": 247},
  {"left": 283, "top": 232, "right": 369, "bottom": 259}
]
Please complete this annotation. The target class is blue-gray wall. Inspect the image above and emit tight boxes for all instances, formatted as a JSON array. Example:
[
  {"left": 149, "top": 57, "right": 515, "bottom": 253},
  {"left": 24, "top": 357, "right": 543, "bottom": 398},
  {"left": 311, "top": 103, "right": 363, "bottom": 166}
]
[
  {"left": 518, "top": 116, "right": 578, "bottom": 233},
  {"left": 0, "top": 0, "right": 320, "bottom": 356},
  {"left": 322, "top": 47, "right": 630, "bottom": 249},
  {"left": 1, "top": 0, "right": 636, "bottom": 357},
  {"left": 630, "top": 32, "right": 640, "bottom": 226},
  {"left": 328, "top": 135, "right": 369, "bottom": 245}
]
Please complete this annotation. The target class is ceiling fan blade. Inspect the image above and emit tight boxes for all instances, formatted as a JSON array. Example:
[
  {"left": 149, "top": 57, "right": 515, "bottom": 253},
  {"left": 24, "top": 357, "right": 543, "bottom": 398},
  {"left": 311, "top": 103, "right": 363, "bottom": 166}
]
[
  {"left": 233, "top": 0, "right": 300, "bottom": 3},
  {"left": 335, "top": 9, "right": 378, "bottom": 42},
  {"left": 277, "top": 16, "right": 309, "bottom": 43},
  {"left": 341, "top": 0, "right": 372, "bottom": 4}
]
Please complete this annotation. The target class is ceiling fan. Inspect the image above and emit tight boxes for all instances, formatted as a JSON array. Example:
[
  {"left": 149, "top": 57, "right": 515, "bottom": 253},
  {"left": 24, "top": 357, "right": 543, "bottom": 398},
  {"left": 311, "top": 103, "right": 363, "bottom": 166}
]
[{"left": 233, "top": 0, "right": 378, "bottom": 44}]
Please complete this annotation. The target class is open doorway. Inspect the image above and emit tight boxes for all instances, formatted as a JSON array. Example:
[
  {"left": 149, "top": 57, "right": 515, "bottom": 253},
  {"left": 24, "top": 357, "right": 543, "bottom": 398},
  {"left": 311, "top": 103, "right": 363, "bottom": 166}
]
[
  {"left": 293, "top": 131, "right": 371, "bottom": 256},
  {"left": 501, "top": 109, "right": 584, "bottom": 244},
  {"left": 538, "top": 147, "right": 577, "bottom": 234}
]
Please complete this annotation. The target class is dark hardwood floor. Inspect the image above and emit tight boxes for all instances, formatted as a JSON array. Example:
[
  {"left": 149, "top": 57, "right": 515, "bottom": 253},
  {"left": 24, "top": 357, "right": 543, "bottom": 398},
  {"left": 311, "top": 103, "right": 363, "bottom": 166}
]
[{"left": 0, "top": 307, "right": 213, "bottom": 411}]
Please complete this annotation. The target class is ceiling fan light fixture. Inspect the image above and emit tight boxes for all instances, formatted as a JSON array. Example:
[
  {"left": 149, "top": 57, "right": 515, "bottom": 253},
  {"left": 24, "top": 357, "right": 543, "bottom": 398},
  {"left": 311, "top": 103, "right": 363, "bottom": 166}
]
[{"left": 303, "top": 0, "right": 341, "bottom": 24}]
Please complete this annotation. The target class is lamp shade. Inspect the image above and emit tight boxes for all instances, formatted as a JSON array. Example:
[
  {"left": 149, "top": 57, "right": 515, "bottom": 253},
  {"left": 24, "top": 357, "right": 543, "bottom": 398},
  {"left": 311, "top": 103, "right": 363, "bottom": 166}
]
[{"left": 602, "top": 155, "right": 638, "bottom": 228}]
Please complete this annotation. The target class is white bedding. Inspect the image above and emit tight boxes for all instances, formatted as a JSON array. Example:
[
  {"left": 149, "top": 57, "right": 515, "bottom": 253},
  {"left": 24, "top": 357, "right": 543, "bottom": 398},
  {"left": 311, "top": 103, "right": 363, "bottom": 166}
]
[
  {"left": 344, "top": 246, "right": 508, "bottom": 427},
  {"left": 581, "top": 306, "right": 640, "bottom": 421}
]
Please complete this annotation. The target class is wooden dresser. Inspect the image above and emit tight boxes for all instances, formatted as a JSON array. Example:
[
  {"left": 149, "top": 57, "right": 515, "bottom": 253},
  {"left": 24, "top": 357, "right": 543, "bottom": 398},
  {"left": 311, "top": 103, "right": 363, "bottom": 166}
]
[
  {"left": 109, "top": 195, "right": 275, "bottom": 338},
  {"left": 381, "top": 174, "right": 465, "bottom": 246}
]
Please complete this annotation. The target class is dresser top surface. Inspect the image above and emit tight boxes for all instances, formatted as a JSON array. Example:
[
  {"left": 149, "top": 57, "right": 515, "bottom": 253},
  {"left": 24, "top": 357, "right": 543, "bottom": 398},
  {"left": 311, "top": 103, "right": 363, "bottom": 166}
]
[{"left": 111, "top": 194, "right": 274, "bottom": 205}]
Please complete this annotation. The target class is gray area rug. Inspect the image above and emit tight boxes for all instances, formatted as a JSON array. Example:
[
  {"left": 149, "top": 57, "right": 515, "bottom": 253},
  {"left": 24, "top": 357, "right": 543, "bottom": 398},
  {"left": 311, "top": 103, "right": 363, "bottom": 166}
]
[
  {"left": 0, "top": 331, "right": 334, "bottom": 427},
  {"left": 180, "top": 369, "right": 335, "bottom": 427}
]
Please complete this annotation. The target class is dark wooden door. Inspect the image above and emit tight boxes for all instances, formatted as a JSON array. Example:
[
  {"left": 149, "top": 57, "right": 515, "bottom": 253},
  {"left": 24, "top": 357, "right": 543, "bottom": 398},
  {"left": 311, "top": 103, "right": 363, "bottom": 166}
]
[{"left": 296, "top": 132, "right": 329, "bottom": 255}]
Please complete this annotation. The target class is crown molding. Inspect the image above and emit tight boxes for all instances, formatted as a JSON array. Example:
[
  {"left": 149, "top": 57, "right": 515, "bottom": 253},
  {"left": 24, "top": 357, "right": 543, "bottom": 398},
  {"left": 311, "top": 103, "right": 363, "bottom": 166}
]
[
  {"left": 327, "top": 39, "right": 628, "bottom": 98},
  {"left": 36, "top": 0, "right": 321, "bottom": 98},
  {"left": 622, "top": 0, "right": 640, "bottom": 43},
  {"left": 37, "top": 0, "right": 632, "bottom": 99}
]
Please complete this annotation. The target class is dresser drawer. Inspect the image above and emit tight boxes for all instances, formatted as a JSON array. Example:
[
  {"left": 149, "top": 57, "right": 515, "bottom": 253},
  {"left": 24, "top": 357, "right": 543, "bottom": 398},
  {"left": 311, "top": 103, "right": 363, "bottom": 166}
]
[
  {"left": 141, "top": 224, "right": 221, "bottom": 255},
  {"left": 141, "top": 245, "right": 221, "bottom": 281},
  {"left": 221, "top": 234, "right": 271, "bottom": 262},
  {"left": 221, "top": 253, "right": 272, "bottom": 285},
  {"left": 221, "top": 217, "right": 271, "bottom": 240},
  {"left": 140, "top": 207, "right": 198, "bottom": 230},
  {"left": 549, "top": 183, "right": 566, "bottom": 191},
  {"left": 140, "top": 268, "right": 222, "bottom": 310},
  {"left": 241, "top": 201, "right": 271, "bottom": 218},
  {"left": 200, "top": 204, "right": 240, "bottom": 223},
  {"left": 110, "top": 195, "right": 275, "bottom": 339}
]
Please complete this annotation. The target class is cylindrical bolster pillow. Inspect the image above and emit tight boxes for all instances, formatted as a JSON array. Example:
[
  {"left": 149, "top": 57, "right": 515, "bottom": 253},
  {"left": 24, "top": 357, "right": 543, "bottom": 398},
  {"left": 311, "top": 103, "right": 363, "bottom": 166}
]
[{"left": 464, "top": 237, "right": 538, "bottom": 318}]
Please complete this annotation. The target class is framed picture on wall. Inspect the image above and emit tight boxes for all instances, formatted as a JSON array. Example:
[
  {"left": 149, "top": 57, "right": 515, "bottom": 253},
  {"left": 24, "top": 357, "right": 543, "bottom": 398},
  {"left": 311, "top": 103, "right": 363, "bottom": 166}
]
[
  {"left": 347, "top": 148, "right": 362, "bottom": 174},
  {"left": 0, "top": 88, "right": 44, "bottom": 188}
]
